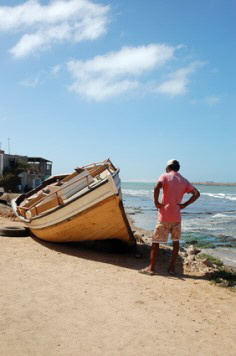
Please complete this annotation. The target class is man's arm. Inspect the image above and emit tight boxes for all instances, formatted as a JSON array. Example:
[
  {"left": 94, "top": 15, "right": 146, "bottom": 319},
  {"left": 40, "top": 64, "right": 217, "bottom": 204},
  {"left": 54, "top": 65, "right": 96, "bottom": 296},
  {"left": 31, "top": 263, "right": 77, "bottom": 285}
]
[
  {"left": 179, "top": 188, "right": 200, "bottom": 210},
  {"left": 154, "top": 181, "right": 164, "bottom": 209}
]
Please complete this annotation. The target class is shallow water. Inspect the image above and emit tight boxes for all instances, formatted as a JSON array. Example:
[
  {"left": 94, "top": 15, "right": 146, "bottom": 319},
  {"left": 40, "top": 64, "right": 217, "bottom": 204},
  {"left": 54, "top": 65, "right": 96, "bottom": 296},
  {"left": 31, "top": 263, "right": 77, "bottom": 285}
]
[{"left": 122, "top": 182, "right": 236, "bottom": 248}]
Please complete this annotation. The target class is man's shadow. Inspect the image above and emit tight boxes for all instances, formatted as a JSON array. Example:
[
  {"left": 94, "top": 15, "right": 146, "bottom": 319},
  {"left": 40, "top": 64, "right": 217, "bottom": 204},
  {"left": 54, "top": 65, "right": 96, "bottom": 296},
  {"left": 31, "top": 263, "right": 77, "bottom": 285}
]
[{"left": 31, "top": 235, "right": 207, "bottom": 281}]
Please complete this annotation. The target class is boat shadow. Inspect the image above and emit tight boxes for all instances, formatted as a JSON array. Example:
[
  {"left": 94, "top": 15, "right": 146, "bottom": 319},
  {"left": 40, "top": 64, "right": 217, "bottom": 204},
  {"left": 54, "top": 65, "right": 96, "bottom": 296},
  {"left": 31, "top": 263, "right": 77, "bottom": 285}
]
[{"left": 31, "top": 236, "right": 207, "bottom": 281}]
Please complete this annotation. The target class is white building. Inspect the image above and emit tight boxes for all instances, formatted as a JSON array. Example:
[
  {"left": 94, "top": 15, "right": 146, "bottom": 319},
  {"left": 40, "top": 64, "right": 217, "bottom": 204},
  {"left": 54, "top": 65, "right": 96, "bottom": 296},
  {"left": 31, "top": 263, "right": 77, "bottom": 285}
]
[{"left": 0, "top": 150, "right": 52, "bottom": 192}]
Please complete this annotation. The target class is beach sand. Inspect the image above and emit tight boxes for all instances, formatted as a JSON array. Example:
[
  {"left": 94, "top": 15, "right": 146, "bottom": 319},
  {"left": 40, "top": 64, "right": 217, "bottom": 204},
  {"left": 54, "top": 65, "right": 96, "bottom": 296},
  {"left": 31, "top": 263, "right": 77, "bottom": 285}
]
[{"left": 0, "top": 215, "right": 236, "bottom": 356}]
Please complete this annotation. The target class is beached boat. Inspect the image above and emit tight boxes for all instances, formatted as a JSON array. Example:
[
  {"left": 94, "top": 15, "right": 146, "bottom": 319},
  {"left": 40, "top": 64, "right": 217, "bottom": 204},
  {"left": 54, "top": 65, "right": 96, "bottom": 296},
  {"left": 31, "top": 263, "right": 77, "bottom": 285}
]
[{"left": 11, "top": 159, "right": 135, "bottom": 244}]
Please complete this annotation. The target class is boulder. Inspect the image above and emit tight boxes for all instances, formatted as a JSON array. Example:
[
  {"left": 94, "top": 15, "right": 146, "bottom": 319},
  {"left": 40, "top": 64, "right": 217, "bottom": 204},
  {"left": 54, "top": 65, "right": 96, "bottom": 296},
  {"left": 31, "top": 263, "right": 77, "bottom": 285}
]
[{"left": 187, "top": 245, "right": 201, "bottom": 255}]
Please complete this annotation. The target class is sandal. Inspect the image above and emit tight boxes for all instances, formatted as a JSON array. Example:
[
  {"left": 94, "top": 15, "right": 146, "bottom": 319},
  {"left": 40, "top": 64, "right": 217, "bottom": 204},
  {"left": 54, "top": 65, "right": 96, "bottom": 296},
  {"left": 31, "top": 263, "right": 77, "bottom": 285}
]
[{"left": 139, "top": 268, "right": 154, "bottom": 276}]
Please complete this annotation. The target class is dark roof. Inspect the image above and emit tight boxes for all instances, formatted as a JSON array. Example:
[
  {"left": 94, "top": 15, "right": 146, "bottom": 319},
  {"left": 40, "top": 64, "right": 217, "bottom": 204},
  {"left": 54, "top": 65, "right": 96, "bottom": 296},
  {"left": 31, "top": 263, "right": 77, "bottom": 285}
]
[{"left": 28, "top": 157, "right": 52, "bottom": 163}]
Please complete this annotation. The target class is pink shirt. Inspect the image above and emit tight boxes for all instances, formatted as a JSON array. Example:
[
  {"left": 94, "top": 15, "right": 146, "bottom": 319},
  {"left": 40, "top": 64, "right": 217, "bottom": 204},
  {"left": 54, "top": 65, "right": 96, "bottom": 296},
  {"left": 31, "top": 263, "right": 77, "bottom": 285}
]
[{"left": 157, "top": 171, "right": 194, "bottom": 223}]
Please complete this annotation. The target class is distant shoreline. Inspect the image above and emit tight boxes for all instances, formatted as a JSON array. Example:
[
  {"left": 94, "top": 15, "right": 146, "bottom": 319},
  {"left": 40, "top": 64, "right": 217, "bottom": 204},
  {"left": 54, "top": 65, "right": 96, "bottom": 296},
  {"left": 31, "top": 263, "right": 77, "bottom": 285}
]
[
  {"left": 192, "top": 182, "right": 236, "bottom": 187},
  {"left": 123, "top": 181, "right": 236, "bottom": 186}
]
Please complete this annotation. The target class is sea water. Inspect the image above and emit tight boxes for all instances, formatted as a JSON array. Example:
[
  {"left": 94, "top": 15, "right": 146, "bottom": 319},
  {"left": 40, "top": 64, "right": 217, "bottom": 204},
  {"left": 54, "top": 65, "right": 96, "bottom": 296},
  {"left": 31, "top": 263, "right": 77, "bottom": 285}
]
[{"left": 122, "top": 182, "right": 236, "bottom": 248}]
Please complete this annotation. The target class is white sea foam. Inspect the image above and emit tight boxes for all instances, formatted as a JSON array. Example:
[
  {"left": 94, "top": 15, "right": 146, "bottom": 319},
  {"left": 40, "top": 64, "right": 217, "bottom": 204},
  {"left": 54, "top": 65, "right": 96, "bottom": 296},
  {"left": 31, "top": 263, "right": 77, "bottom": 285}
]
[
  {"left": 122, "top": 189, "right": 153, "bottom": 198},
  {"left": 201, "top": 192, "right": 236, "bottom": 201},
  {"left": 212, "top": 213, "right": 229, "bottom": 218}
]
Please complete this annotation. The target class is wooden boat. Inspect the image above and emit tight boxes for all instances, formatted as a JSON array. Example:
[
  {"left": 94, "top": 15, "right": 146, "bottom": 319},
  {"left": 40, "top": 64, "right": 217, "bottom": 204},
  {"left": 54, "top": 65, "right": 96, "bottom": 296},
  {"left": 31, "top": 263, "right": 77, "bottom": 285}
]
[{"left": 11, "top": 159, "right": 135, "bottom": 244}]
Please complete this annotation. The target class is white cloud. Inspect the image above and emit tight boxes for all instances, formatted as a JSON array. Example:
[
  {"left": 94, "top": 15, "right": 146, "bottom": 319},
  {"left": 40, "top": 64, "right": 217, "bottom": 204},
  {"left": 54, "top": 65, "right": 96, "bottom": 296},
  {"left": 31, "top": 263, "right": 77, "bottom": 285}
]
[
  {"left": 20, "top": 72, "right": 44, "bottom": 87},
  {"left": 67, "top": 44, "right": 176, "bottom": 101},
  {"left": 191, "top": 95, "right": 221, "bottom": 106},
  {"left": 0, "top": 0, "right": 110, "bottom": 58},
  {"left": 51, "top": 64, "right": 62, "bottom": 75},
  {"left": 157, "top": 61, "right": 205, "bottom": 96},
  {"left": 70, "top": 78, "right": 139, "bottom": 101},
  {"left": 204, "top": 95, "right": 221, "bottom": 106}
]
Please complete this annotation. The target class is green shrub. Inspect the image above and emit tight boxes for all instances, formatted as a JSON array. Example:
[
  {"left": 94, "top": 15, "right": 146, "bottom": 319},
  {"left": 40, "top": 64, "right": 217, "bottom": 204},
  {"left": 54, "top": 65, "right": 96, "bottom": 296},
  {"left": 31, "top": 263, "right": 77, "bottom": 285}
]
[
  {"left": 197, "top": 253, "right": 223, "bottom": 267},
  {"left": 210, "top": 269, "right": 236, "bottom": 289}
]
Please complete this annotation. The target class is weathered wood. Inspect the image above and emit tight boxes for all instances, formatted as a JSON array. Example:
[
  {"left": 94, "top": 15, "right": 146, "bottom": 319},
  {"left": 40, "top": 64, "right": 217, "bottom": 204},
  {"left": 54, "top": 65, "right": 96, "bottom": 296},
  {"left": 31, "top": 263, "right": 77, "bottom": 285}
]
[
  {"left": 88, "top": 164, "right": 108, "bottom": 177},
  {"left": 34, "top": 196, "right": 59, "bottom": 215}
]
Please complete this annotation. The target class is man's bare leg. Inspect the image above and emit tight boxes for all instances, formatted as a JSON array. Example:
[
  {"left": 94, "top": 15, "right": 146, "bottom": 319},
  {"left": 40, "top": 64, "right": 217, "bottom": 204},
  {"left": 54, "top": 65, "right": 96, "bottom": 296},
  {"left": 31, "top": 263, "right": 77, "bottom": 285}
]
[
  {"left": 168, "top": 241, "right": 179, "bottom": 274},
  {"left": 150, "top": 243, "right": 159, "bottom": 271},
  {"left": 140, "top": 243, "right": 159, "bottom": 274}
]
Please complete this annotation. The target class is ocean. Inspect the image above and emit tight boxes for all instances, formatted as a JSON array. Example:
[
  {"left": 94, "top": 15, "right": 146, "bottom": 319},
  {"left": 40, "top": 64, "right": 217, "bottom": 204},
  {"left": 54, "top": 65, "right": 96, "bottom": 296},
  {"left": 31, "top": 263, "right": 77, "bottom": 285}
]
[{"left": 122, "top": 182, "right": 236, "bottom": 248}]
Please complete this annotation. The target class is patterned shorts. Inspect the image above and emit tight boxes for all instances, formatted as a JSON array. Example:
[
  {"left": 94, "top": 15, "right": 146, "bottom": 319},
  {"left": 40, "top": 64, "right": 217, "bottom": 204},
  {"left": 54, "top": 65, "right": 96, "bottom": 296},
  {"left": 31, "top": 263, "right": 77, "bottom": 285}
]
[{"left": 152, "top": 222, "right": 181, "bottom": 243}]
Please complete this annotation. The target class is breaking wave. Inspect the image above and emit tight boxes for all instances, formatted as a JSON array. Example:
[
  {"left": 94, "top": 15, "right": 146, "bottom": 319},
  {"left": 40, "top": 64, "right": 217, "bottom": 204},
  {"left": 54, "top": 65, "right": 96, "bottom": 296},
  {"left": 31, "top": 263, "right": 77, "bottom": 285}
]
[
  {"left": 122, "top": 189, "right": 153, "bottom": 198},
  {"left": 201, "top": 192, "right": 236, "bottom": 201}
]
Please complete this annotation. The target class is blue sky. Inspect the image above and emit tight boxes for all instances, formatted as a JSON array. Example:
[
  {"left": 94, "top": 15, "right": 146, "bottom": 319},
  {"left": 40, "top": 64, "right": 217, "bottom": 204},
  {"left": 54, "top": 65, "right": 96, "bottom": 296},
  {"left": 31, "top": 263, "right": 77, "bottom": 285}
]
[{"left": 0, "top": 0, "right": 235, "bottom": 182}]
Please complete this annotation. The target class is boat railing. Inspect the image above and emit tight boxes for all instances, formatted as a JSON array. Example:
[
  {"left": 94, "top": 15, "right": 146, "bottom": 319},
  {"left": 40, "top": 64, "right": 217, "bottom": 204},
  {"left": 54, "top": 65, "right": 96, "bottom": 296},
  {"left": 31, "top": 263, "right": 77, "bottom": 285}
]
[
  {"left": 17, "top": 160, "right": 118, "bottom": 218},
  {"left": 82, "top": 158, "right": 116, "bottom": 174},
  {"left": 18, "top": 171, "right": 96, "bottom": 216}
]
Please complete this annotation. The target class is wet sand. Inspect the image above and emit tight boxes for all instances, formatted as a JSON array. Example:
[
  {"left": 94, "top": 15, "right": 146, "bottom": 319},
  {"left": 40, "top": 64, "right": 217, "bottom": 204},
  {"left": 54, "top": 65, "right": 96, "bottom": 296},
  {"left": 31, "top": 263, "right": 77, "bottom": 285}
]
[{"left": 0, "top": 215, "right": 236, "bottom": 356}]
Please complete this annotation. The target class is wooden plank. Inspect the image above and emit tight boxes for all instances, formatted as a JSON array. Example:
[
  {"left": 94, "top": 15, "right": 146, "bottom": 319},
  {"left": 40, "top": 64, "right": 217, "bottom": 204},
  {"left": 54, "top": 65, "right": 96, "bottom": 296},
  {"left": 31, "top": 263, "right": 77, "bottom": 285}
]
[
  {"left": 35, "top": 196, "right": 59, "bottom": 214},
  {"left": 89, "top": 164, "right": 108, "bottom": 177},
  {"left": 61, "top": 171, "right": 79, "bottom": 183},
  {"left": 20, "top": 192, "right": 46, "bottom": 209}
]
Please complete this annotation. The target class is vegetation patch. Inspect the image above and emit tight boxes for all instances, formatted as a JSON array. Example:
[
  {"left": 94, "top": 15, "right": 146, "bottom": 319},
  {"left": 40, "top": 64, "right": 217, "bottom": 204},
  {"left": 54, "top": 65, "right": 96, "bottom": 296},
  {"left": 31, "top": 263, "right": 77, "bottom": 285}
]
[
  {"left": 197, "top": 253, "right": 223, "bottom": 268},
  {"left": 195, "top": 253, "right": 236, "bottom": 290},
  {"left": 210, "top": 268, "right": 236, "bottom": 289}
]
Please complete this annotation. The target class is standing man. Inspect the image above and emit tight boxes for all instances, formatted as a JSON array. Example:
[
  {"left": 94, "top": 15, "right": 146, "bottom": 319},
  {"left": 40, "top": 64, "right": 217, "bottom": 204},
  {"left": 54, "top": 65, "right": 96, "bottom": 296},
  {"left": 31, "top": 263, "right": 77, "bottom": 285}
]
[{"left": 140, "top": 159, "right": 200, "bottom": 275}]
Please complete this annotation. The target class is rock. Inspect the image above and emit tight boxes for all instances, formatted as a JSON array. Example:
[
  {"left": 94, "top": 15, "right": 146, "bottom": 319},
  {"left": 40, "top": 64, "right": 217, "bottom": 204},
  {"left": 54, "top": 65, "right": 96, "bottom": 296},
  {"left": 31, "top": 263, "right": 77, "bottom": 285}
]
[
  {"left": 202, "top": 258, "right": 214, "bottom": 267},
  {"left": 187, "top": 245, "right": 201, "bottom": 255},
  {"left": 187, "top": 254, "right": 196, "bottom": 262},
  {"left": 133, "top": 232, "right": 145, "bottom": 244},
  {"left": 184, "top": 255, "right": 196, "bottom": 266},
  {"left": 216, "top": 278, "right": 231, "bottom": 287}
]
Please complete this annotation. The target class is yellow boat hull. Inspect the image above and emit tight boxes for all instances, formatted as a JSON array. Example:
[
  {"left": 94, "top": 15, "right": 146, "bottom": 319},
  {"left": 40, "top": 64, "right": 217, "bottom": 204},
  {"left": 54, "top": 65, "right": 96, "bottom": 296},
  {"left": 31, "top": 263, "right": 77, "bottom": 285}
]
[
  {"left": 12, "top": 159, "right": 134, "bottom": 244},
  {"left": 30, "top": 195, "right": 133, "bottom": 243}
]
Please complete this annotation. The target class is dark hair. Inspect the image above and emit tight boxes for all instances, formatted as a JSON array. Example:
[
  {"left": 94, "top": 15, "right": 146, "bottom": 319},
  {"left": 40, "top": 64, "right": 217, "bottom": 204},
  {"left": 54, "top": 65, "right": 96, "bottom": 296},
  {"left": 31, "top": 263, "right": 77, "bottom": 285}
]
[{"left": 167, "top": 160, "right": 180, "bottom": 172}]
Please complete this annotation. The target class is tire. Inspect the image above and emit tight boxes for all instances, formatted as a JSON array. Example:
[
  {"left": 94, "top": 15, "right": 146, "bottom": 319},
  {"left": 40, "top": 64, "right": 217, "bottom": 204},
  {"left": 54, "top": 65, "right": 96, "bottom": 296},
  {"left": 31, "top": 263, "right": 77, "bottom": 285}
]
[{"left": 0, "top": 226, "right": 29, "bottom": 237}]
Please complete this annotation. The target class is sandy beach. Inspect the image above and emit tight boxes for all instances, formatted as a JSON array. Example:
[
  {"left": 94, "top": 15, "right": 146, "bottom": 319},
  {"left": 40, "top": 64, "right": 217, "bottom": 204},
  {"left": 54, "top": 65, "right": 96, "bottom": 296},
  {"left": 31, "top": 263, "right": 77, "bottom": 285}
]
[{"left": 0, "top": 214, "right": 235, "bottom": 356}]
